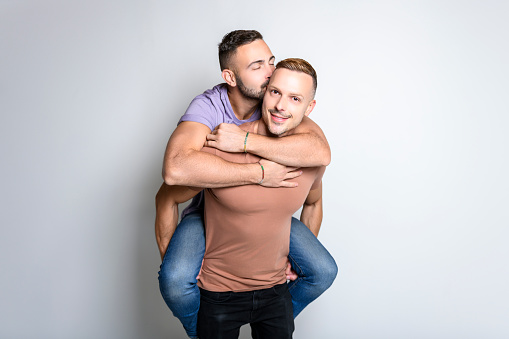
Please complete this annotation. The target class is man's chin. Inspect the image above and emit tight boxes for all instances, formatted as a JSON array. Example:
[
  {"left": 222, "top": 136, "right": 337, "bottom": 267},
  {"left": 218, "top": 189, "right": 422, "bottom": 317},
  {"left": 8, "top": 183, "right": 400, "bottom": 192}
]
[
  {"left": 257, "top": 87, "right": 267, "bottom": 99},
  {"left": 267, "top": 125, "right": 286, "bottom": 137}
]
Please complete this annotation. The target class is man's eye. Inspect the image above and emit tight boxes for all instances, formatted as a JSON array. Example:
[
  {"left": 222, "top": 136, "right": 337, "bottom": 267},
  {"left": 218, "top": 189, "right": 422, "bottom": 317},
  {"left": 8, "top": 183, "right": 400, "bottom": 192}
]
[{"left": 292, "top": 97, "right": 300, "bottom": 102}]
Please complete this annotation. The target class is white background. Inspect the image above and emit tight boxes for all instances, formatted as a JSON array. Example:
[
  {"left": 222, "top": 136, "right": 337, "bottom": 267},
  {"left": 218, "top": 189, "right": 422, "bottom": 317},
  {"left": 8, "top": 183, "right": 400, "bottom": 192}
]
[{"left": 1, "top": 1, "right": 508, "bottom": 338}]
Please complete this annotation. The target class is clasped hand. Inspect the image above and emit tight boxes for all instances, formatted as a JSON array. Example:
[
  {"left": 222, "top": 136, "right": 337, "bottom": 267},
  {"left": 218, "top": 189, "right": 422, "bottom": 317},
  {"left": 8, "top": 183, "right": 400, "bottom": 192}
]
[{"left": 205, "top": 123, "right": 246, "bottom": 153}]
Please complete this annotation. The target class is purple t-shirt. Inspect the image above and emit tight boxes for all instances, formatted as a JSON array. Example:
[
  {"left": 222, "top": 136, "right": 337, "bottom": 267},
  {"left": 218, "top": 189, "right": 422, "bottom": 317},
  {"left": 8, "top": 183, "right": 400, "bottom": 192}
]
[{"left": 179, "top": 83, "right": 261, "bottom": 218}]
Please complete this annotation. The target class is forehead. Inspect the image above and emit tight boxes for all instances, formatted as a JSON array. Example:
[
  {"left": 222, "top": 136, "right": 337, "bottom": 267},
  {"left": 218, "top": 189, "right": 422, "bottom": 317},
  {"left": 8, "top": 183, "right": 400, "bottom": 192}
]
[
  {"left": 269, "top": 68, "right": 313, "bottom": 96},
  {"left": 233, "top": 39, "right": 273, "bottom": 67}
]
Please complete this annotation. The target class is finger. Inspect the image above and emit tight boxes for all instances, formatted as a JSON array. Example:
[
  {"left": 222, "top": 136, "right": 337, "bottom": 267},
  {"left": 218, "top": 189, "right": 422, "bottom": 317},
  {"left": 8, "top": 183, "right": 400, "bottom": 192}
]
[
  {"left": 279, "top": 180, "right": 299, "bottom": 188},
  {"left": 285, "top": 170, "right": 303, "bottom": 180},
  {"left": 286, "top": 269, "right": 298, "bottom": 279},
  {"left": 206, "top": 133, "right": 217, "bottom": 141},
  {"left": 285, "top": 262, "right": 292, "bottom": 274},
  {"left": 286, "top": 167, "right": 300, "bottom": 172},
  {"left": 204, "top": 140, "right": 216, "bottom": 148}
]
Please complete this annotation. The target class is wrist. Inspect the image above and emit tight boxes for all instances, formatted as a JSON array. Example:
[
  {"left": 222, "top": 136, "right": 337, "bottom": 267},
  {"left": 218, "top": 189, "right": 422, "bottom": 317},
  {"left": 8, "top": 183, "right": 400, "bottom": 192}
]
[
  {"left": 247, "top": 163, "right": 262, "bottom": 184},
  {"left": 257, "top": 161, "right": 264, "bottom": 185},
  {"left": 244, "top": 132, "right": 249, "bottom": 153},
  {"left": 244, "top": 132, "right": 261, "bottom": 155}
]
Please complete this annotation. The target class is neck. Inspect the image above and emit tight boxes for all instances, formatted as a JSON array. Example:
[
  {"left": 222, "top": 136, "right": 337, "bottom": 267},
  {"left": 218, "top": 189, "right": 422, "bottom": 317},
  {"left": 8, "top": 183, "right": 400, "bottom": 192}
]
[{"left": 227, "top": 86, "right": 261, "bottom": 121}]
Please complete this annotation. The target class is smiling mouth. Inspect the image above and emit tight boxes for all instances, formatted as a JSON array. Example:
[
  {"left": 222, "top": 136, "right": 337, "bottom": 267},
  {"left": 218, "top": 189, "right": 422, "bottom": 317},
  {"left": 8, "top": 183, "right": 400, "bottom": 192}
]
[{"left": 269, "top": 110, "right": 290, "bottom": 123}]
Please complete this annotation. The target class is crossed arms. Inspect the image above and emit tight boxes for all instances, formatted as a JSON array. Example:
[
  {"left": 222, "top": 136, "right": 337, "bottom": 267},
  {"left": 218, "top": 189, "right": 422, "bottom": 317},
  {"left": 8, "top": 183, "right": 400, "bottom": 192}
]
[{"left": 162, "top": 117, "right": 330, "bottom": 187}]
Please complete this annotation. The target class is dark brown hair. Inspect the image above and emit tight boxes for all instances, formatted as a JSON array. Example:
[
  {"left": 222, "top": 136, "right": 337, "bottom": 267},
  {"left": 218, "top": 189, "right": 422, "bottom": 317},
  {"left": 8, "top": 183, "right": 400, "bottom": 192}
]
[{"left": 218, "top": 30, "right": 263, "bottom": 70}]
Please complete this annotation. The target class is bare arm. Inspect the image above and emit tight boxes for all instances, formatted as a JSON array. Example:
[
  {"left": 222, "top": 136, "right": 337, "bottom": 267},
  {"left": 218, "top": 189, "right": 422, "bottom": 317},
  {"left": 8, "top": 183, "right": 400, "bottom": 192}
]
[
  {"left": 205, "top": 116, "right": 331, "bottom": 167},
  {"left": 163, "top": 121, "right": 301, "bottom": 188},
  {"left": 155, "top": 183, "right": 199, "bottom": 260},
  {"left": 300, "top": 182, "right": 323, "bottom": 237}
]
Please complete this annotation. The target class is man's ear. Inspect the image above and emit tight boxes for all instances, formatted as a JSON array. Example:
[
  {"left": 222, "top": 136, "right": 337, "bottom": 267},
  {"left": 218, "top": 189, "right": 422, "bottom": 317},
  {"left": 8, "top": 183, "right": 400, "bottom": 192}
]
[
  {"left": 304, "top": 100, "right": 316, "bottom": 117},
  {"left": 222, "top": 69, "right": 236, "bottom": 87}
]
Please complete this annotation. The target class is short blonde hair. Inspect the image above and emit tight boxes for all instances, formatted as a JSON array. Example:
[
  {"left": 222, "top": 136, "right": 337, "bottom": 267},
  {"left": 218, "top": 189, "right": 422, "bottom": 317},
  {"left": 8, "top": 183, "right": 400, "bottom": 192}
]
[{"left": 276, "top": 58, "right": 317, "bottom": 97}]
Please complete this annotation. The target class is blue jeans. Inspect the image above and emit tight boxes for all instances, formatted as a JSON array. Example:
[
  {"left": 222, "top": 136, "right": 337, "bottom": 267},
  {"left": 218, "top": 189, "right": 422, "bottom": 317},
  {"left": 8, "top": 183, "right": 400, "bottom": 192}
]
[{"left": 158, "top": 212, "right": 337, "bottom": 338}]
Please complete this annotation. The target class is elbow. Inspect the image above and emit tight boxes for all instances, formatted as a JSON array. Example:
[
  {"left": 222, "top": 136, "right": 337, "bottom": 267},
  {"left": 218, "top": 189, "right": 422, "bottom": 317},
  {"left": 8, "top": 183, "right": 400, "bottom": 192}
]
[
  {"left": 313, "top": 138, "right": 331, "bottom": 166},
  {"left": 323, "top": 150, "right": 331, "bottom": 166},
  {"left": 319, "top": 147, "right": 331, "bottom": 166},
  {"left": 162, "top": 148, "right": 195, "bottom": 185},
  {"left": 162, "top": 160, "right": 185, "bottom": 186},
  {"left": 163, "top": 170, "right": 177, "bottom": 186}
]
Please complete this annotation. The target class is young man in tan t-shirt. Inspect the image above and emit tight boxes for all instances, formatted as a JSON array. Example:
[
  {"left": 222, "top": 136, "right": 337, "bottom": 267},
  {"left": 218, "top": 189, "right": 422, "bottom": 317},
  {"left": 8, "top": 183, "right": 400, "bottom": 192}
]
[{"left": 164, "top": 58, "right": 326, "bottom": 339}]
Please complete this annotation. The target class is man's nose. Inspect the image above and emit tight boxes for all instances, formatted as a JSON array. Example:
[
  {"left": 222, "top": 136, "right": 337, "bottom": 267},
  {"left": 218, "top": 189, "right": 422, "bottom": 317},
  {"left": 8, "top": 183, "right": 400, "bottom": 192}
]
[
  {"left": 266, "top": 63, "right": 275, "bottom": 79},
  {"left": 275, "top": 97, "right": 286, "bottom": 112}
]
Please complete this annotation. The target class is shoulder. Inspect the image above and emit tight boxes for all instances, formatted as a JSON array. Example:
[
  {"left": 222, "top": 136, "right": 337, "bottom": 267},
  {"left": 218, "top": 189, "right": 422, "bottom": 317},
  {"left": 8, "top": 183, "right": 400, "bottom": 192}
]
[
  {"left": 180, "top": 84, "right": 228, "bottom": 130},
  {"left": 293, "top": 116, "right": 322, "bottom": 134}
]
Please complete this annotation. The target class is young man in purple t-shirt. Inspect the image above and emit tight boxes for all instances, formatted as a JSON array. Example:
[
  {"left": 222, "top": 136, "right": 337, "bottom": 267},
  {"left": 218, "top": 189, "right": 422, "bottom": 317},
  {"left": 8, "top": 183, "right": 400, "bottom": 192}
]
[{"left": 156, "top": 30, "right": 337, "bottom": 339}]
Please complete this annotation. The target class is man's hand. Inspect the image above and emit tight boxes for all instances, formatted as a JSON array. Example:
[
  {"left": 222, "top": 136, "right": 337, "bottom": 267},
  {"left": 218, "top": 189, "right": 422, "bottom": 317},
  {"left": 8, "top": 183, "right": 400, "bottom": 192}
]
[
  {"left": 285, "top": 261, "right": 298, "bottom": 281},
  {"left": 258, "top": 158, "right": 302, "bottom": 188},
  {"left": 205, "top": 123, "right": 247, "bottom": 153}
]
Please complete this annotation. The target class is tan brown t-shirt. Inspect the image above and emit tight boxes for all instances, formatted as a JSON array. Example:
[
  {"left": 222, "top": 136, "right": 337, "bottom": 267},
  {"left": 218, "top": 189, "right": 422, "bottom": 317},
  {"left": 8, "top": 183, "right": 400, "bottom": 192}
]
[{"left": 197, "top": 121, "right": 325, "bottom": 292}]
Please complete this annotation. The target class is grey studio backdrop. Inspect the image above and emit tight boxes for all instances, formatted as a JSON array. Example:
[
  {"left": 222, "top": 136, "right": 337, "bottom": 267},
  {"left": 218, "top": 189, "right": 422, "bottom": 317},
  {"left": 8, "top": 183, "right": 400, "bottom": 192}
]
[{"left": 1, "top": 1, "right": 508, "bottom": 338}]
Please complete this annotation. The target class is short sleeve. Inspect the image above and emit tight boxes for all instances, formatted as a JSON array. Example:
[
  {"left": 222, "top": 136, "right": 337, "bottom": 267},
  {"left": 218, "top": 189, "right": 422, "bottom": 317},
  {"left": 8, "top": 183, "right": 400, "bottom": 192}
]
[{"left": 178, "top": 97, "right": 218, "bottom": 131}]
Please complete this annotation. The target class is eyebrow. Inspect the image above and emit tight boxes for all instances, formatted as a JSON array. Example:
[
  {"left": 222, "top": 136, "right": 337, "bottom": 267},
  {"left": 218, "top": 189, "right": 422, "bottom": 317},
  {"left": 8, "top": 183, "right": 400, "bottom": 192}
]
[
  {"left": 268, "top": 85, "right": 304, "bottom": 99},
  {"left": 289, "top": 93, "right": 304, "bottom": 99},
  {"left": 247, "top": 56, "right": 275, "bottom": 68}
]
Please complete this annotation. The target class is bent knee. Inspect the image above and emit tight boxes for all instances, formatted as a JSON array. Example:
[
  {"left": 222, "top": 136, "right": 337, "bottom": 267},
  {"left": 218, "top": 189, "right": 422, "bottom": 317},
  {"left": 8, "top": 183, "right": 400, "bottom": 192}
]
[
  {"left": 312, "top": 255, "right": 338, "bottom": 289},
  {"left": 159, "top": 268, "right": 196, "bottom": 298},
  {"left": 324, "top": 258, "right": 338, "bottom": 286}
]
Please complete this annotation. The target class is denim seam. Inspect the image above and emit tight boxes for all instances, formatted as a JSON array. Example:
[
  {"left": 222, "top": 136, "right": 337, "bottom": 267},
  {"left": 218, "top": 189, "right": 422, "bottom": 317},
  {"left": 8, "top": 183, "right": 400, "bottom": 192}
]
[
  {"left": 287, "top": 253, "right": 304, "bottom": 293},
  {"left": 287, "top": 253, "right": 304, "bottom": 276},
  {"left": 287, "top": 277, "right": 302, "bottom": 292}
]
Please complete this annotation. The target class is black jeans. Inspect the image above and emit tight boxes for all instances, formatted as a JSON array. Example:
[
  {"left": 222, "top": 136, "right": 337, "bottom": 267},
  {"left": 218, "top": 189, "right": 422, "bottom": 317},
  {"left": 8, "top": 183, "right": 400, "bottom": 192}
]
[{"left": 197, "top": 283, "right": 294, "bottom": 339}]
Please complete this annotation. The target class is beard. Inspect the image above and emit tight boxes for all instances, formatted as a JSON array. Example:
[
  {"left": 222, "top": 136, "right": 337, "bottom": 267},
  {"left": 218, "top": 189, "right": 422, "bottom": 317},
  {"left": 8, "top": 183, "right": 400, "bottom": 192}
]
[
  {"left": 235, "top": 74, "right": 268, "bottom": 100},
  {"left": 262, "top": 108, "right": 289, "bottom": 136}
]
